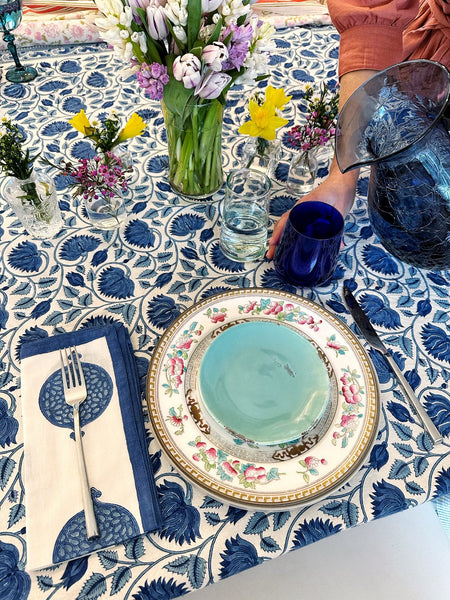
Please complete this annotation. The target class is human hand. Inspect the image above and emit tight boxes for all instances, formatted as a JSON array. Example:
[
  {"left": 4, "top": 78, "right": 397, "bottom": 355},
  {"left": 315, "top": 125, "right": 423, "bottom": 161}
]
[{"left": 266, "top": 165, "right": 359, "bottom": 260}]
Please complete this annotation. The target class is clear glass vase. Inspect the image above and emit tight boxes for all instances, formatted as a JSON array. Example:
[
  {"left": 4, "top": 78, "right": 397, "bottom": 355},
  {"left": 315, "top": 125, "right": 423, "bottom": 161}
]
[
  {"left": 240, "top": 137, "right": 281, "bottom": 177},
  {"left": 162, "top": 98, "right": 224, "bottom": 200},
  {"left": 84, "top": 192, "right": 126, "bottom": 230},
  {"left": 286, "top": 150, "right": 318, "bottom": 196},
  {"left": 4, "top": 171, "right": 63, "bottom": 239}
]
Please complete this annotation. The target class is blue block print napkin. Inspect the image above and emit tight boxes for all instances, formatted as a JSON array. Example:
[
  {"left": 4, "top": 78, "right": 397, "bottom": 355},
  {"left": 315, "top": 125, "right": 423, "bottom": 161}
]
[{"left": 20, "top": 324, "right": 162, "bottom": 571}]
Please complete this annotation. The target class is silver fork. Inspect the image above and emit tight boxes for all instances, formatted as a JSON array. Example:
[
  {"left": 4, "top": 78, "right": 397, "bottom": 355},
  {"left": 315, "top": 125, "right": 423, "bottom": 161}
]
[{"left": 60, "top": 347, "right": 99, "bottom": 540}]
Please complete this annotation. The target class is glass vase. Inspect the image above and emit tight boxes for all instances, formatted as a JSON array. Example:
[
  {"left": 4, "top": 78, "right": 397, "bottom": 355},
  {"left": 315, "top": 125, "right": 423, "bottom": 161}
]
[
  {"left": 84, "top": 191, "right": 126, "bottom": 230},
  {"left": 4, "top": 171, "right": 62, "bottom": 239},
  {"left": 286, "top": 150, "right": 318, "bottom": 196},
  {"left": 240, "top": 137, "right": 281, "bottom": 177},
  {"left": 162, "top": 98, "right": 224, "bottom": 200}
]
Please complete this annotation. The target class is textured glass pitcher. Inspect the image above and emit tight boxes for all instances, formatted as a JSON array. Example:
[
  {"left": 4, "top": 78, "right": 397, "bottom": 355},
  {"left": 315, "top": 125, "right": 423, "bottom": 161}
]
[{"left": 336, "top": 60, "right": 450, "bottom": 270}]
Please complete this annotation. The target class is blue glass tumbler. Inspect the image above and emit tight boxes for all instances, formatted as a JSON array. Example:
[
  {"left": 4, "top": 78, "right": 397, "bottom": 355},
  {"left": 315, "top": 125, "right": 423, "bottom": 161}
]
[{"left": 274, "top": 201, "right": 344, "bottom": 287}]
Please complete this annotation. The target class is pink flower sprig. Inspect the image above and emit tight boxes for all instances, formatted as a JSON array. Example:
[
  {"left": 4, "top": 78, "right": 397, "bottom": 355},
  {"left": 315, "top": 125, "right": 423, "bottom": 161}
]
[
  {"left": 57, "top": 151, "right": 133, "bottom": 202},
  {"left": 286, "top": 82, "right": 339, "bottom": 153}
]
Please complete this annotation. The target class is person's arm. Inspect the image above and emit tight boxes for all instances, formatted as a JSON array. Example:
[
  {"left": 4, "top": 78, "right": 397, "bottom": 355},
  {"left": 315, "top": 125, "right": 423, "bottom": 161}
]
[
  {"left": 266, "top": 1, "right": 420, "bottom": 260},
  {"left": 266, "top": 69, "right": 375, "bottom": 260},
  {"left": 328, "top": 0, "right": 418, "bottom": 77}
]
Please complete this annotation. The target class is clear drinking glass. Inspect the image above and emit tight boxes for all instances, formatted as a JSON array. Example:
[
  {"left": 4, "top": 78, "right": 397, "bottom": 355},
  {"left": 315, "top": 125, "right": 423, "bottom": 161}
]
[
  {"left": 0, "top": 0, "right": 38, "bottom": 83},
  {"left": 84, "top": 192, "right": 126, "bottom": 230},
  {"left": 4, "top": 172, "right": 63, "bottom": 239},
  {"left": 219, "top": 168, "right": 272, "bottom": 262}
]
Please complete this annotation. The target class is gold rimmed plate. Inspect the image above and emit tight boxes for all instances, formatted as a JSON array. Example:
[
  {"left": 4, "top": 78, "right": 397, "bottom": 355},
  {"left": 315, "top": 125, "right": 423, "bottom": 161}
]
[{"left": 146, "top": 288, "right": 380, "bottom": 510}]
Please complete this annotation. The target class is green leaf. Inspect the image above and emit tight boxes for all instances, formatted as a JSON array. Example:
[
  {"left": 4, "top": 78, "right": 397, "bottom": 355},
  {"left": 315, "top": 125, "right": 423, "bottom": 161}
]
[
  {"left": 205, "top": 17, "right": 223, "bottom": 44},
  {"left": 187, "top": 0, "right": 202, "bottom": 49},
  {"left": 162, "top": 79, "right": 194, "bottom": 117}
]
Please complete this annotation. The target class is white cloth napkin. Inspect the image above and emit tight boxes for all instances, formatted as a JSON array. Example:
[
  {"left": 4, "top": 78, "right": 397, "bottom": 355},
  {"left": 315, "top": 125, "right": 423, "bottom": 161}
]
[{"left": 20, "top": 324, "right": 162, "bottom": 571}]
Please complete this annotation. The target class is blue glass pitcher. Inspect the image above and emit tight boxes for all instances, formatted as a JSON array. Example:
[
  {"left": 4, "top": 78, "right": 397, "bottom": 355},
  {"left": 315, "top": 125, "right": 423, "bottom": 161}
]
[{"left": 335, "top": 60, "right": 450, "bottom": 270}]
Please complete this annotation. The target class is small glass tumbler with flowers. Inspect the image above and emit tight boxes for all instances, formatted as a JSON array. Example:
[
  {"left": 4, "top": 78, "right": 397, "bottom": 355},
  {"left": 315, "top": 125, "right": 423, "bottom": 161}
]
[
  {"left": 238, "top": 85, "right": 291, "bottom": 177},
  {"left": 50, "top": 152, "right": 133, "bottom": 230},
  {"left": 286, "top": 82, "right": 339, "bottom": 195},
  {"left": 93, "top": 0, "right": 275, "bottom": 199},
  {"left": 0, "top": 117, "right": 63, "bottom": 239}
]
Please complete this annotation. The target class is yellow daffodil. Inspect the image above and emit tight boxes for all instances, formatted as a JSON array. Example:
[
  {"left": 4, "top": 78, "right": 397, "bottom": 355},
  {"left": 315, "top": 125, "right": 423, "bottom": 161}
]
[
  {"left": 238, "top": 100, "right": 288, "bottom": 140},
  {"left": 117, "top": 113, "right": 147, "bottom": 143},
  {"left": 69, "top": 110, "right": 92, "bottom": 136},
  {"left": 265, "top": 85, "right": 292, "bottom": 111}
]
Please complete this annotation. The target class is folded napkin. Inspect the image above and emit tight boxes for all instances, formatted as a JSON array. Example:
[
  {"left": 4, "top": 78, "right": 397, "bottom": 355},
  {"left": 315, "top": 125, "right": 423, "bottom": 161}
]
[{"left": 20, "top": 324, "right": 162, "bottom": 571}]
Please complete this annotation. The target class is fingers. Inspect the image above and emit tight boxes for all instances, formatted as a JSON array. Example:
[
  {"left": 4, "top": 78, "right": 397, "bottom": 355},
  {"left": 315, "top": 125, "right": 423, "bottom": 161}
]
[{"left": 266, "top": 211, "right": 289, "bottom": 259}]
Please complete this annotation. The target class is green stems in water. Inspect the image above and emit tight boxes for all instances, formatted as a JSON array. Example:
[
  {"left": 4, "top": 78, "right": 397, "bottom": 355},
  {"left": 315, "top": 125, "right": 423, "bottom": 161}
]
[{"left": 163, "top": 99, "right": 224, "bottom": 198}]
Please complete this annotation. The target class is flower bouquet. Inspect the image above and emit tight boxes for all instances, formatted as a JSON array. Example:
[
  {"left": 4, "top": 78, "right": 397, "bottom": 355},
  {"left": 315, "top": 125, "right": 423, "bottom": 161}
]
[
  {"left": 285, "top": 81, "right": 339, "bottom": 195},
  {"left": 238, "top": 84, "right": 291, "bottom": 175},
  {"left": 47, "top": 151, "right": 133, "bottom": 229},
  {"left": 0, "top": 117, "right": 62, "bottom": 238},
  {"left": 286, "top": 82, "right": 339, "bottom": 153},
  {"left": 93, "top": 0, "right": 275, "bottom": 198}
]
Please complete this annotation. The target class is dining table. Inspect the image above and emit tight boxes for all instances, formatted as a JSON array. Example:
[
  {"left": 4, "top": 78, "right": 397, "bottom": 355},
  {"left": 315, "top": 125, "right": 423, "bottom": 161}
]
[{"left": 0, "top": 19, "right": 449, "bottom": 600}]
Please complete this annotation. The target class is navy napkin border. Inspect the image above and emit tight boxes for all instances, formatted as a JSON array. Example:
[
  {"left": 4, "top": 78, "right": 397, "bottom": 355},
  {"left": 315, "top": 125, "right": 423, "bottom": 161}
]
[{"left": 20, "top": 323, "right": 162, "bottom": 535}]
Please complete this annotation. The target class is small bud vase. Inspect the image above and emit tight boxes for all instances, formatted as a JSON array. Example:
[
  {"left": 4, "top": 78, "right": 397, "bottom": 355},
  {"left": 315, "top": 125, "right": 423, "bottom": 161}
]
[
  {"left": 240, "top": 137, "right": 281, "bottom": 177},
  {"left": 4, "top": 171, "right": 63, "bottom": 239},
  {"left": 162, "top": 98, "right": 224, "bottom": 200},
  {"left": 286, "top": 150, "right": 319, "bottom": 196},
  {"left": 84, "top": 191, "right": 126, "bottom": 230}
]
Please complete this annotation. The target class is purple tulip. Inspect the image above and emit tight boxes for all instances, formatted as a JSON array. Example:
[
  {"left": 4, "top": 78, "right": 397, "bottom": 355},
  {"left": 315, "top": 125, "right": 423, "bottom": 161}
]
[
  {"left": 127, "top": 0, "right": 151, "bottom": 24},
  {"left": 173, "top": 53, "right": 202, "bottom": 89},
  {"left": 202, "top": 42, "right": 229, "bottom": 72},
  {"left": 195, "top": 71, "right": 232, "bottom": 99},
  {"left": 146, "top": 5, "right": 169, "bottom": 40}
]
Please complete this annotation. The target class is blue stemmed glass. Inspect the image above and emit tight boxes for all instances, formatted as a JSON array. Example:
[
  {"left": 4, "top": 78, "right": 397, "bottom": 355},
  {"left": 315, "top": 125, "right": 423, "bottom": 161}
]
[
  {"left": 0, "top": 0, "right": 37, "bottom": 82},
  {"left": 274, "top": 201, "right": 344, "bottom": 287}
]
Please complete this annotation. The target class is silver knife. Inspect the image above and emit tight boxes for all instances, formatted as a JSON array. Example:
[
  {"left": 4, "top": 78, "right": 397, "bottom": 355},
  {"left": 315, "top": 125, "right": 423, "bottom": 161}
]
[{"left": 343, "top": 285, "right": 442, "bottom": 445}]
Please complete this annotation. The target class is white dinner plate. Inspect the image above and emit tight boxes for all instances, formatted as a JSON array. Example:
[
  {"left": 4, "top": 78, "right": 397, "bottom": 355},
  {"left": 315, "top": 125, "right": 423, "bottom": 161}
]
[{"left": 146, "top": 288, "right": 380, "bottom": 509}]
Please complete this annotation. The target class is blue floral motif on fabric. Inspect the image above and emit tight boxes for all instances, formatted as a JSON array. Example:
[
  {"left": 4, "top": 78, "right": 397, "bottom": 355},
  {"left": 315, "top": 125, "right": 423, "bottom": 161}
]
[
  {"left": 98, "top": 267, "right": 135, "bottom": 299},
  {"left": 7, "top": 241, "right": 42, "bottom": 272},
  {"left": 170, "top": 214, "right": 206, "bottom": 237},
  {"left": 52, "top": 489, "right": 140, "bottom": 564},
  {"left": 0, "top": 539, "right": 31, "bottom": 600},
  {"left": 370, "top": 480, "right": 416, "bottom": 518},
  {"left": 39, "top": 361, "right": 113, "bottom": 429},
  {"left": 421, "top": 324, "right": 450, "bottom": 363},
  {"left": 146, "top": 295, "right": 181, "bottom": 329},
  {"left": 292, "top": 518, "right": 341, "bottom": 548},
  {"left": 59, "top": 235, "right": 102, "bottom": 261},
  {"left": 369, "top": 442, "right": 389, "bottom": 471},
  {"left": 132, "top": 577, "right": 188, "bottom": 600},
  {"left": 60, "top": 557, "right": 88, "bottom": 590},
  {"left": 219, "top": 535, "right": 262, "bottom": 577},
  {"left": 157, "top": 480, "right": 201, "bottom": 545},
  {"left": 0, "top": 398, "right": 19, "bottom": 447},
  {"left": 433, "top": 467, "right": 450, "bottom": 498},
  {"left": 124, "top": 220, "right": 156, "bottom": 248}
]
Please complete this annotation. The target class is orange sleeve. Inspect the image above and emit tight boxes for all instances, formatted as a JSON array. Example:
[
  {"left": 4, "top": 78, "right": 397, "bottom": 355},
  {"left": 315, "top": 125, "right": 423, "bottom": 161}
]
[{"left": 327, "top": 0, "right": 419, "bottom": 76}]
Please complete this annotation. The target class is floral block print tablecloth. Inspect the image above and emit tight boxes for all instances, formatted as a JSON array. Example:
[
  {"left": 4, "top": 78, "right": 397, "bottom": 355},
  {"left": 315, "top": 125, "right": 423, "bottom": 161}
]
[{"left": 0, "top": 24, "right": 449, "bottom": 600}]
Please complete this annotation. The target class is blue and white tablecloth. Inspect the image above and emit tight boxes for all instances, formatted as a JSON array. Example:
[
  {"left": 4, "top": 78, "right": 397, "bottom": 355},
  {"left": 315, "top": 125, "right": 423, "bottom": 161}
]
[{"left": 0, "top": 25, "right": 449, "bottom": 600}]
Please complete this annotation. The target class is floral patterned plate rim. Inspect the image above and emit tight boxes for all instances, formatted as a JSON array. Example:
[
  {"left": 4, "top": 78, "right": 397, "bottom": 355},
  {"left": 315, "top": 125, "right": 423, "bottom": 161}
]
[{"left": 146, "top": 288, "right": 380, "bottom": 509}]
